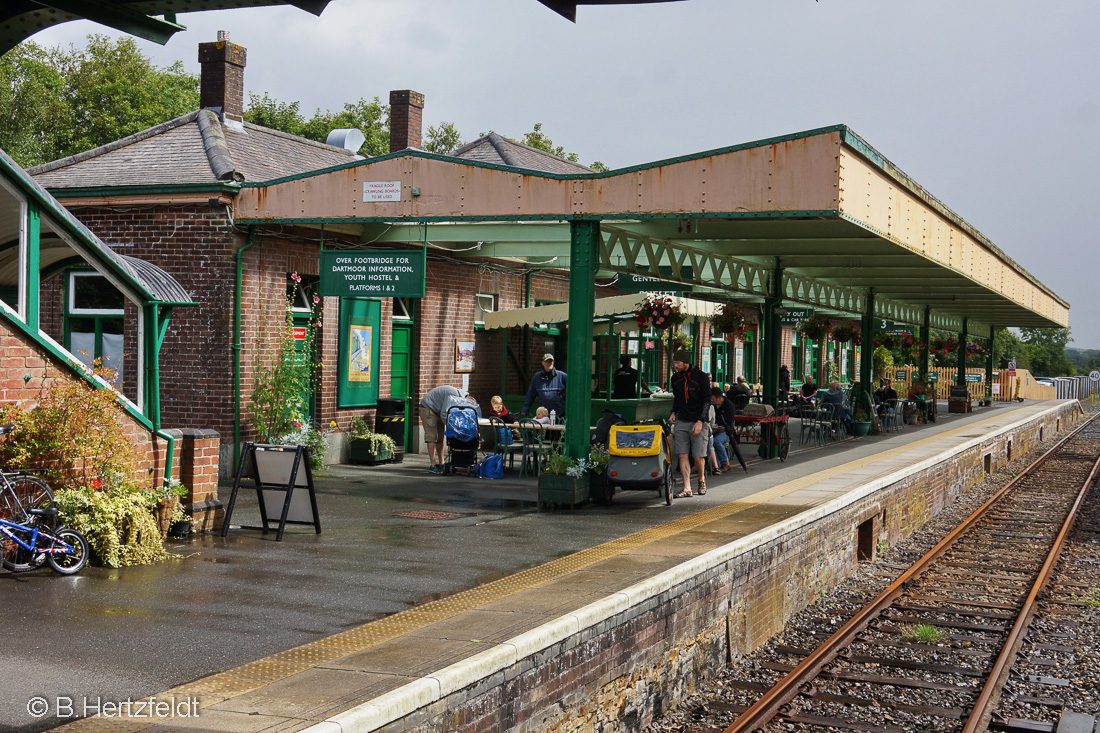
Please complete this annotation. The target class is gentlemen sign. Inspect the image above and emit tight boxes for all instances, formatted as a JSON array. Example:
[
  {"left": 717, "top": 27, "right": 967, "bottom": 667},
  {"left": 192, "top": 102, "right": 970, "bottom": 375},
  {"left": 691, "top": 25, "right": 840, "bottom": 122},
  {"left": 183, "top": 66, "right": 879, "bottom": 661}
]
[
  {"left": 320, "top": 250, "right": 426, "bottom": 297},
  {"left": 618, "top": 274, "right": 692, "bottom": 292}
]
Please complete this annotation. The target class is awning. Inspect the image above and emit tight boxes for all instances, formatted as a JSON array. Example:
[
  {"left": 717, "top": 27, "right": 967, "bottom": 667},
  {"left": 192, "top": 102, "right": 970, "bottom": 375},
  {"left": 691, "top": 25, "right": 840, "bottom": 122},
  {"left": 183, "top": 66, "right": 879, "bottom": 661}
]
[{"left": 482, "top": 293, "right": 719, "bottom": 331}]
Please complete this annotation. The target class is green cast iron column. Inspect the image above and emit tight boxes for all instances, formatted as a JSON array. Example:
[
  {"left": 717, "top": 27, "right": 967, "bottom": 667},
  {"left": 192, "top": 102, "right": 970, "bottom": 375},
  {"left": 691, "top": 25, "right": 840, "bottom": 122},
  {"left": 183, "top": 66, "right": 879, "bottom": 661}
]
[
  {"left": 920, "top": 307, "right": 931, "bottom": 380},
  {"left": 25, "top": 201, "right": 40, "bottom": 329},
  {"left": 760, "top": 260, "right": 782, "bottom": 404},
  {"left": 564, "top": 220, "right": 598, "bottom": 460},
  {"left": 860, "top": 290, "right": 875, "bottom": 408},
  {"left": 986, "top": 326, "right": 996, "bottom": 401},
  {"left": 956, "top": 318, "right": 968, "bottom": 385}
]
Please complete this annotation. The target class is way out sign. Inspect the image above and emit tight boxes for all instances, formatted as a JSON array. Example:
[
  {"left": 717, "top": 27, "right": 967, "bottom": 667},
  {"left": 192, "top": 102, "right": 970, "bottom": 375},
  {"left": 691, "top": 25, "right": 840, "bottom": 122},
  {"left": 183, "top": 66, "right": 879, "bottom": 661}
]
[{"left": 320, "top": 250, "right": 426, "bottom": 297}]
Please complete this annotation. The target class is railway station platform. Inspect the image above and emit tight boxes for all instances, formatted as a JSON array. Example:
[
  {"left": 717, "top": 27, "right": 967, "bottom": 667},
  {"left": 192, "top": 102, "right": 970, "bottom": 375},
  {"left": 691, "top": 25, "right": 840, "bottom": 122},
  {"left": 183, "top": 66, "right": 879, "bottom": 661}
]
[{"left": 35, "top": 399, "right": 1082, "bottom": 733}]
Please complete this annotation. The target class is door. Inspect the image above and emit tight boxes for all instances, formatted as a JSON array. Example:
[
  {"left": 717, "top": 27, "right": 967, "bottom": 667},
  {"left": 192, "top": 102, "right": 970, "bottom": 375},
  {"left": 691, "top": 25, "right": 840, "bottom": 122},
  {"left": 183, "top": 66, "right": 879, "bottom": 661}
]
[
  {"left": 292, "top": 312, "right": 316, "bottom": 423},
  {"left": 390, "top": 321, "right": 414, "bottom": 446}
]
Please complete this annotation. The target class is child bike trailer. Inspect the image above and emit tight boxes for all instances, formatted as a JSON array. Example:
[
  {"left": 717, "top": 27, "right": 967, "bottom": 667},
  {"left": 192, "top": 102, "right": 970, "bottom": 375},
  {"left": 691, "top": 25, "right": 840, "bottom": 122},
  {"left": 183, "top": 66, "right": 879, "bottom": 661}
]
[{"left": 605, "top": 422, "right": 673, "bottom": 505}]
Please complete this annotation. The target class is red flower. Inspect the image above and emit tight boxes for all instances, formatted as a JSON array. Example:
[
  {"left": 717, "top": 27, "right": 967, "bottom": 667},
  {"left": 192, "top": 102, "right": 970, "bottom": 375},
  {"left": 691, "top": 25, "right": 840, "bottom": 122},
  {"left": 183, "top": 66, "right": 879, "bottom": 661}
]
[{"left": 90, "top": 478, "right": 101, "bottom": 489}]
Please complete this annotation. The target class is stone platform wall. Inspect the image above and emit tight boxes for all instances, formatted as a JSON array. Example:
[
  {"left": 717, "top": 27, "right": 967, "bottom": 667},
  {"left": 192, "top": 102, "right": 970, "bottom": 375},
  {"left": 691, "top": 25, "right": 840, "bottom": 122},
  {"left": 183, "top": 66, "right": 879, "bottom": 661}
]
[{"left": 351, "top": 401, "right": 1083, "bottom": 733}]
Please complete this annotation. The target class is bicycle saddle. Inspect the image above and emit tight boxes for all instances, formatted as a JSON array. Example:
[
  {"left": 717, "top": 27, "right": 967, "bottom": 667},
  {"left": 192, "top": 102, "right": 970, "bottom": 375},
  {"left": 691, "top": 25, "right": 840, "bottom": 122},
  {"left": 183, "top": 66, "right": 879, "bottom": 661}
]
[{"left": 29, "top": 507, "right": 58, "bottom": 517}]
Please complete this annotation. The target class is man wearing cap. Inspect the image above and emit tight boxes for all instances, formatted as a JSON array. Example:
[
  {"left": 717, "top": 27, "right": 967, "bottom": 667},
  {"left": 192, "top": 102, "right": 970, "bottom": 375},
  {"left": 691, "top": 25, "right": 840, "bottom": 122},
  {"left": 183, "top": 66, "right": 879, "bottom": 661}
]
[
  {"left": 521, "top": 353, "right": 568, "bottom": 417},
  {"left": 669, "top": 349, "right": 711, "bottom": 497}
]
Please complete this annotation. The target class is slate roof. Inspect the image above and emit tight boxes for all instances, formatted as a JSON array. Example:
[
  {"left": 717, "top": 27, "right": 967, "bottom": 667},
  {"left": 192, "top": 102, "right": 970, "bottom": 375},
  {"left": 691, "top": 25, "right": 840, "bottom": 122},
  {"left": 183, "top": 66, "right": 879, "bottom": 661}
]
[
  {"left": 29, "top": 110, "right": 359, "bottom": 189},
  {"left": 451, "top": 132, "right": 593, "bottom": 174}
]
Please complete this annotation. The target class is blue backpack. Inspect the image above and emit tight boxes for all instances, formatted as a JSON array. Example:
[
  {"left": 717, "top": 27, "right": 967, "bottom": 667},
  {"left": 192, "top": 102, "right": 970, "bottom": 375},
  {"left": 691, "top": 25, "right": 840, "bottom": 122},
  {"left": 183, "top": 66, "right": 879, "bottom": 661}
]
[
  {"left": 444, "top": 407, "right": 478, "bottom": 443},
  {"left": 477, "top": 454, "right": 504, "bottom": 479}
]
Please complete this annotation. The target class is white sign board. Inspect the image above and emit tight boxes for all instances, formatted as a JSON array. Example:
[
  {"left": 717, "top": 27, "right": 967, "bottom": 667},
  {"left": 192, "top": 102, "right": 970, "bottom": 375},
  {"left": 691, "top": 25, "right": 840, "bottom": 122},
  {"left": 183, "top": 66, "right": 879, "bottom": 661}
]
[
  {"left": 992, "top": 383, "right": 1001, "bottom": 395},
  {"left": 363, "top": 181, "right": 401, "bottom": 202},
  {"left": 1090, "top": 370, "right": 1100, "bottom": 382}
]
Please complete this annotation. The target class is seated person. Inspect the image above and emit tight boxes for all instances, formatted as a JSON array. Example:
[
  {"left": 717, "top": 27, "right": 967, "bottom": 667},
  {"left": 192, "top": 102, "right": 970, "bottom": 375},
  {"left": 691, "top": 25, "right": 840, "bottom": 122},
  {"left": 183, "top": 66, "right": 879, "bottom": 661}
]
[
  {"left": 533, "top": 406, "right": 553, "bottom": 425},
  {"left": 727, "top": 376, "right": 753, "bottom": 399},
  {"left": 794, "top": 378, "right": 818, "bottom": 407},
  {"left": 709, "top": 387, "right": 747, "bottom": 474},
  {"left": 821, "top": 381, "right": 854, "bottom": 433},
  {"left": 489, "top": 395, "right": 516, "bottom": 424},
  {"left": 873, "top": 379, "right": 898, "bottom": 416}
]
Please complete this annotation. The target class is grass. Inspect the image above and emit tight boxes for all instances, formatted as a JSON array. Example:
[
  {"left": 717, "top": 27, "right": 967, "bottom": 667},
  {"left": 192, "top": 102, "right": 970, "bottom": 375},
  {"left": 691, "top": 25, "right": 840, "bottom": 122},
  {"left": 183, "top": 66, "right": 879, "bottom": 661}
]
[{"left": 900, "top": 623, "right": 946, "bottom": 644}]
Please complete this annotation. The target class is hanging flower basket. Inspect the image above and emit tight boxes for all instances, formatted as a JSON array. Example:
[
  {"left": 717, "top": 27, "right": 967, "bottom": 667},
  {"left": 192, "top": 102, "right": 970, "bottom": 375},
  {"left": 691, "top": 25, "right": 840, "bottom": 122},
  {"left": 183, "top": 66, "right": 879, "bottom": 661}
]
[
  {"left": 633, "top": 295, "right": 685, "bottom": 331},
  {"left": 796, "top": 315, "right": 832, "bottom": 342},
  {"left": 829, "top": 323, "right": 862, "bottom": 345},
  {"left": 967, "top": 341, "right": 989, "bottom": 357},
  {"left": 708, "top": 304, "right": 751, "bottom": 341},
  {"left": 930, "top": 336, "right": 959, "bottom": 356},
  {"left": 873, "top": 331, "right": 896, "bottom": 350}
]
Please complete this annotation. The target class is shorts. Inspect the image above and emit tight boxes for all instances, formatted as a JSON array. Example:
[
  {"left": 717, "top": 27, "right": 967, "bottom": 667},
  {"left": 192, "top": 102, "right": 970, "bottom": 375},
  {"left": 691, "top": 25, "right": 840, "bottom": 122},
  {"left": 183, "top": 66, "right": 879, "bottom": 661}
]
[
  {"left": 422, "top": 409, "right": 444, "bottom": 443},
  {"left": 672, "top": 419, "right": 710, "bottom": 458}
]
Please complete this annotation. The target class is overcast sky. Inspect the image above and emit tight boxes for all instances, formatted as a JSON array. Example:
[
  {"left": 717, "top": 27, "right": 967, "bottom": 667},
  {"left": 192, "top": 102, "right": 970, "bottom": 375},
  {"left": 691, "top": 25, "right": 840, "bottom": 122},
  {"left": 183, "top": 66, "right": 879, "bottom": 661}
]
[{"left": 33, "top": 0, "right": 1100, "bottom": 350}]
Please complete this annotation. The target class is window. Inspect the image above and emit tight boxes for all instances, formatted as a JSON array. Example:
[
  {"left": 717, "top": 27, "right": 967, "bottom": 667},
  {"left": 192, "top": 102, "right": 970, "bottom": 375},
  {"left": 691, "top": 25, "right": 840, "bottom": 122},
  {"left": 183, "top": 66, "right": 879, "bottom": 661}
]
[
  {"left": 65, "top": 271, "right": 125, "bottom": 385},
  {"left": 287, "top": 274, "right": 319, "bottom": 313},
  {"left": 474, "top": 293, "right": 496, "bottom": 327},
  {"left": 393, "top": 297, "right": 413, "bottom": 321}
]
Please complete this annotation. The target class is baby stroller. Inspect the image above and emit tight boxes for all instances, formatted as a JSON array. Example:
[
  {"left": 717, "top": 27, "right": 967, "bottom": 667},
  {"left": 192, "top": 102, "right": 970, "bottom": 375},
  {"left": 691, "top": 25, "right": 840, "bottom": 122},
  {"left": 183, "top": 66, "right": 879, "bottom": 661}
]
[
  {"left": 443, "top": 404, "right": 480, "bottom": 476},
  {"left": 605, "top": 421, "right": 674, "bottom": 506}
]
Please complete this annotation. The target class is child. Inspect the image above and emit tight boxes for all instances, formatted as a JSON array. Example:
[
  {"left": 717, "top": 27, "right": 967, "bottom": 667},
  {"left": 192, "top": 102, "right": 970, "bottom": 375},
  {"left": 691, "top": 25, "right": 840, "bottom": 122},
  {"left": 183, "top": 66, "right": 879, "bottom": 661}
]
[
  {"left": 489, "top": 395, "right": 514, "bottom": 423},
  {"left": 533, "top": 406, "right": 552, "bottom": 425}
]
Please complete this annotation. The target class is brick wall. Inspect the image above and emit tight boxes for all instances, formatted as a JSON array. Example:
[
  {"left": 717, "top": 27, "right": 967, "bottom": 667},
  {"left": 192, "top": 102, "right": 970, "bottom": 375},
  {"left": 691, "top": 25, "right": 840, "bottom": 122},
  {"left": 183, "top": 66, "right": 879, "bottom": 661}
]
[
  {"left": 368, "top": 401, "right": 1081, "bottom": 733},
  {"left": 0, "top": 318, "right": 183, "bottom": 491}
]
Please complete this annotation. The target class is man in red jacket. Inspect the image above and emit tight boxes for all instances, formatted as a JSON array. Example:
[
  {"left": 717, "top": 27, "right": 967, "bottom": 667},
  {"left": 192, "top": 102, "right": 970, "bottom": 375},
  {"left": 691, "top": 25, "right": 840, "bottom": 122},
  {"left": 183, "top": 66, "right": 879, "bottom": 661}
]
[{"left": 669, "top": 349, "right": 711, "bottom": 497}]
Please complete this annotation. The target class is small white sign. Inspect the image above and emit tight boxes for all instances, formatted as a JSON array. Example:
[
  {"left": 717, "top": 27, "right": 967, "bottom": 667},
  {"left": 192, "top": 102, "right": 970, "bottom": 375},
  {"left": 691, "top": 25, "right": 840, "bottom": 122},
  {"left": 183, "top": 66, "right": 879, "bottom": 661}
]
[
  {"left": 1090, "top": 370, "right": 1100, "bottom": 382},
  {"left": 363, "top": 181, "right": 401, "bottom": 202},
  {"left": 992, "top": 383, "right": 1001, "bottom": 395}
]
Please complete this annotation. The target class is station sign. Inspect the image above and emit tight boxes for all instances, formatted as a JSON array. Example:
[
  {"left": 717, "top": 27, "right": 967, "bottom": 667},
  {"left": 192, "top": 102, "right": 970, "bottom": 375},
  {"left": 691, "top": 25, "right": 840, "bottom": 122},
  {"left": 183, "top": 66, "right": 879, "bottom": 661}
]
[
  {"left": 619, "top": 273, "right": 692, "bottom": 293},
  {"left": 964, "top": 373, "right": 983, "bottom": 383},
  {"left": 928, "top": 372, "right": 939, "bottom": 383},
  {"left": 320, "top": 250, "right": 426, "bottom": 298},
  {"left": 779, "top": 308, "right": 814, "bottom": 325},
  {"left": 894, "top": 369, "right": 908, "bottom": 381},
  {"left": 877, "top": 319, "right": 915, "bottom": 335}
]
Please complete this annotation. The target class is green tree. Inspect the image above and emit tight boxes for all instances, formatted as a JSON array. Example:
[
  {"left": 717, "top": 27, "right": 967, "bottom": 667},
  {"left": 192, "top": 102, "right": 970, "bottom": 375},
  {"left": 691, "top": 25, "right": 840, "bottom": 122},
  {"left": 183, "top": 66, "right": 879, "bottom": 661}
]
[
  {"left": 520, "top": 122, "right": 580, "bottom": 162},
  {"left": 0, "top": 35, "right": 198, "bottom": 167},
  {"left": 245, "top": 93, "right": 389, "bottom": 156},
  {"left": 423, "top": 121, "right": 464, "bottom": 155},
  {"left": 1019, "top": 327, "right": 1073, "bottom": 376}
]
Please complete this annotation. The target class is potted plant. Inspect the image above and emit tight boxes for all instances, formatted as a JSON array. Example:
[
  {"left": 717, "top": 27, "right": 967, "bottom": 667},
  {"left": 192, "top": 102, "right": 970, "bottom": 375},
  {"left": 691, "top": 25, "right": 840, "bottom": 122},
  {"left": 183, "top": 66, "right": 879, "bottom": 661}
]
[
  {"left": 709, "top": 304, "right": 751, "bottom": 342},
  {"left": 796, "top": 314, "right": 832, "bottom": 342},
  {"left": 347, "top": 416, "right": 396, "bottom": 465},
  {"left": 538, "top": 447, "right": 590, "bottom": 508},
  {"left": 850, "top": 409, "right": 873, "bottom": 437},
  {"left": 151, "top": 479, "right": 188, "bottom": 536},
  {"left": 829, "top": 323, "right": 861, "bottom": 345},
  {"left": 633, "top": 295, "right": 685, "bottom": 331},
  {"left": 587, "top": 443, "right": 611, "bottom": 504}
]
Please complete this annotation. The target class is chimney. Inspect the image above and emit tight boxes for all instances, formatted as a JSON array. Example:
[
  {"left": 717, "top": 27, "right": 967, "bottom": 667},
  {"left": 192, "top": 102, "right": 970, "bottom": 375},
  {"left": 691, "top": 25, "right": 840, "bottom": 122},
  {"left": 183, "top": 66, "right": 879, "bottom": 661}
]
[
  {"left": 389, "top": 90, "right": 425, "bottom": 152},
  {"left": 199, "top": 31, "right": 247, "bottom": 123}
]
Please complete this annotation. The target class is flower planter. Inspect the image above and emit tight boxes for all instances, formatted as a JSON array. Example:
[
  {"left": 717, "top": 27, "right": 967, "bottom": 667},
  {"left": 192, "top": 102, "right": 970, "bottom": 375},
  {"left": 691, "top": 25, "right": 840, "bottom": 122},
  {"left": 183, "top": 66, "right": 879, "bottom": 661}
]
[
  {"left": 538, "top": 472, "right": 590, "bottom": 508},
  {"left": 168, "top": 519, "right": 192, "bottom": 538},
  {"left": 154, "top": 498, "right": 176, "bottom": 535},
  {"left": 850, "top": 421, "right": 872, "bottom": 437},
  {"left": 349, "top": 438, "right": 392, "bottom": 465}
]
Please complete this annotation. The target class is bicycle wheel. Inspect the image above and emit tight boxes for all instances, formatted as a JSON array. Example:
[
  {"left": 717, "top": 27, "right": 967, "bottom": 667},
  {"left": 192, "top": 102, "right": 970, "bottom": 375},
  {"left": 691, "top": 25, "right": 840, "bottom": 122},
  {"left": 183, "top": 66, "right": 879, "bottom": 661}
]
[
  {"left": 1, "top": 475, "right": 54, "bottom": 525},
  {"left": 2, "top": 525, "right": 47, "bottom": 572},
  {"left": 778, "top": 423, "right": 791, "bottom": 462},
  {"left": 47, "top": 528, "right": 89, "bottom": 575}
]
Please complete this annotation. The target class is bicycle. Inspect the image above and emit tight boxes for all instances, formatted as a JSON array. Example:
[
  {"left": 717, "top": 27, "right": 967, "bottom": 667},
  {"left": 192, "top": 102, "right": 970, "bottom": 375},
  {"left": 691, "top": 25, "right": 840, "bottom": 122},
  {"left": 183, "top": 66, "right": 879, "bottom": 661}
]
[{"left": 0, "top": 424, "right": 88, "bottom": 574}]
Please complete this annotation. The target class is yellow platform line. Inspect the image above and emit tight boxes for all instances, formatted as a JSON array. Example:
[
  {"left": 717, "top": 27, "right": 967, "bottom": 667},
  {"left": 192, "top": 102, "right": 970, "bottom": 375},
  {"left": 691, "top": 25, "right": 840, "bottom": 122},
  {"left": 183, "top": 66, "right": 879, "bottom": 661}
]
[{"left": 55, "top": 406, "right": 1030, "bottom": 730}]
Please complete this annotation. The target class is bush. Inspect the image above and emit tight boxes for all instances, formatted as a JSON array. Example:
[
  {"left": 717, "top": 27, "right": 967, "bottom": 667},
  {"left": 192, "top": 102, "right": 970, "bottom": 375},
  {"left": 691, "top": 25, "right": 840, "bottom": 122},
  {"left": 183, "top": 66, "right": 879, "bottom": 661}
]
[
  {"left": 0, "top": 372, "right": 140, "bottom": 490},
  {"left": 53, "top": 483, "right": 172, "bottom": 567}
]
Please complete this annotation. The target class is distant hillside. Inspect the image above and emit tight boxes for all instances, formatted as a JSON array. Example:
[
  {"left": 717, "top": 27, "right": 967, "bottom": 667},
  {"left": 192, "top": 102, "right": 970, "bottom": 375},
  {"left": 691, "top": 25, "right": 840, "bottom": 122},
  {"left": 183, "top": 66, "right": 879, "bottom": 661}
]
[{"left": 1066, "top": 347, "right": 1100, "bottom": 373}]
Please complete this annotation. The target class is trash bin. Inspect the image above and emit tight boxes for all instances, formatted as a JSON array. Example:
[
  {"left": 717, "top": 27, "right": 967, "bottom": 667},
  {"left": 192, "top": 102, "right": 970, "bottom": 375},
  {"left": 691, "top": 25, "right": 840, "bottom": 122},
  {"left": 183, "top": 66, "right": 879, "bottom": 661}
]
[{"left": 375, "top": 398, "right": 406, "bottom": 463}]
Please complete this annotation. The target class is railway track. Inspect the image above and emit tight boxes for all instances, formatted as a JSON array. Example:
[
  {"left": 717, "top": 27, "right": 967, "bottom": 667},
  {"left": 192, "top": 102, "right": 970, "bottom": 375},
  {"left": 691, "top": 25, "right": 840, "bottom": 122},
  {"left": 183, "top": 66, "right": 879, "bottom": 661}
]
[{"left": 699, "top": 413, "right": 1100, "bottom": 733}]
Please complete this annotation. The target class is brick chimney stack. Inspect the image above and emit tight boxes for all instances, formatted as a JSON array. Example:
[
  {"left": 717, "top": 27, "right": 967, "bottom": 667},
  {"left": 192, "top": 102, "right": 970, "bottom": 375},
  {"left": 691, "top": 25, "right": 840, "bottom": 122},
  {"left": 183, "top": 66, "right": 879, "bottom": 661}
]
[
  {"left": 199, "top": 31, "right": 247, "bottom": 123},
  {"left": 389, "top": 90, "right": 425, "bottom": 152}
]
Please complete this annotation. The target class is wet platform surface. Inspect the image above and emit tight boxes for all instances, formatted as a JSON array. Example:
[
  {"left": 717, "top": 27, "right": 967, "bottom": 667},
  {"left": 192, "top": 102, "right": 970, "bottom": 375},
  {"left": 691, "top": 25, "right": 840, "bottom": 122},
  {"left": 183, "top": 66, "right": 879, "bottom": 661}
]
[{"left": 0, "top": 400, "right": 1069, "bottom": 732}]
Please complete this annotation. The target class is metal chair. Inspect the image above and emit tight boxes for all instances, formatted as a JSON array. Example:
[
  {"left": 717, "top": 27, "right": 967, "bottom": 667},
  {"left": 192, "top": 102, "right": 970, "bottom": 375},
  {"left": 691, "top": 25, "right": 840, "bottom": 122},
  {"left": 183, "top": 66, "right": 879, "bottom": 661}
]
[
  {"left": 486, "top": 416, "right": 523, "bottom": 471},
  {"left": 881, "top": 398, "right": 902, "bottom": 433},
  {"left": 518, "top": 418, "right": 551, "bottom": 478},
  {"left": 799, "top": 405, "right": 828, "bottom": 446}
]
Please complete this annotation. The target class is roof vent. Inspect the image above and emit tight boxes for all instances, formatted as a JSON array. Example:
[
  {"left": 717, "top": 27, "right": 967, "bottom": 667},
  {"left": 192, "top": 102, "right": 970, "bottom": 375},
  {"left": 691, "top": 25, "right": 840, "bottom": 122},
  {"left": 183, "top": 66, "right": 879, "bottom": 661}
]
[{"left": 326, "top": 128, "right": 365, "bottom": 154}]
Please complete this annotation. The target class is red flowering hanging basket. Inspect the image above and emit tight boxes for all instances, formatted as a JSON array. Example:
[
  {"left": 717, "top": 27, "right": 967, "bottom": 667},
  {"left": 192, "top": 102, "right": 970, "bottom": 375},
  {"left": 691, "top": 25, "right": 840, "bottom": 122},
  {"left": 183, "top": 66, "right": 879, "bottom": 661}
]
[
  {"left": 829, "top": 323, "right": 862, "bottom": 346},
  {"left": 708, "top": 304, "right": 751, "bottom": 342},
  {"left": 796, "top": 314, "right": 832, "bottom": 342},
  {"left": 633, "top": 295, "right": 685, "bottom": 331}
]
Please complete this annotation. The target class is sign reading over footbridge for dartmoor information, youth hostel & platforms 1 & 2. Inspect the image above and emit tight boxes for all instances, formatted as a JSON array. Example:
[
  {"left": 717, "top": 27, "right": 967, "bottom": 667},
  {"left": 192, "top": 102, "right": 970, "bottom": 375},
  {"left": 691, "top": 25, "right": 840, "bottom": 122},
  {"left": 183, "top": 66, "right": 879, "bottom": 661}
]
[{"left": 320, "top": 250, "right": 427, "bottom": 298}]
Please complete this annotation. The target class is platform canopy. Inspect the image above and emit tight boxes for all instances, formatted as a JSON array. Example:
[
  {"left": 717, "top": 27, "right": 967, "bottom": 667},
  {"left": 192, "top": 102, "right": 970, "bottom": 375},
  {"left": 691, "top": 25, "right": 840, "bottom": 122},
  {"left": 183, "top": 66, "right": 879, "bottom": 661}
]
[
  {"left": 483, "top": 292, "right": 717, "bottom": 332},
  {"left": 235, "top": 125, "right": 1068, "bottom": 335}
]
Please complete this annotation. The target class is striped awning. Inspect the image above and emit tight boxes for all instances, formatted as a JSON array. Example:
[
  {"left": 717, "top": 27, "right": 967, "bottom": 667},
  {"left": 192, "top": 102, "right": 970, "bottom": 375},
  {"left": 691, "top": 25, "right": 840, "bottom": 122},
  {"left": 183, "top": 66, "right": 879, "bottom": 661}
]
[{"left": 482, "top": 293, "right": 719, "bottom": 330}]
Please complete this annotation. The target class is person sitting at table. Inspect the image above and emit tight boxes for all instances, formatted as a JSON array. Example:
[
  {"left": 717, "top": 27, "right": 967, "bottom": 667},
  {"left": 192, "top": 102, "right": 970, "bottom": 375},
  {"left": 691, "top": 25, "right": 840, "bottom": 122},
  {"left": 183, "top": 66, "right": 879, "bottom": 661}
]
[
  {"left": 709, "top": 387, "right": 748, "bottom": 474},
  {"left": 793, "top": 377, "right": 818, "bottom": 407},
  {"left": 821, "top": 380, "right": 854, "bottom": 436},
  {"left": 489, "top": 395, "right": 516, "bottom": 424},
  {"left": 873, "top": 379, "right": 898, "bottom": 416},
  {"left": 727, "top": 376, "right": 752, "bottom": 399},
  {"left": 611, "top": 355, "right": 652, "bottom": 399},
  {"left": 533, "top": 406, "right": 553, "bottom": 425}
]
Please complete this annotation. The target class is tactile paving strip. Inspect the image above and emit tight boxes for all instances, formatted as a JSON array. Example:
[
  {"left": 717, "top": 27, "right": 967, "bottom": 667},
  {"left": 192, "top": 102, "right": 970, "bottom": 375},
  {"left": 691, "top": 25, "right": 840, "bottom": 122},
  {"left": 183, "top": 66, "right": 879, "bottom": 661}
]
[{"left": 54, "top": 407, "right": 1033, "bottom": 730}]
